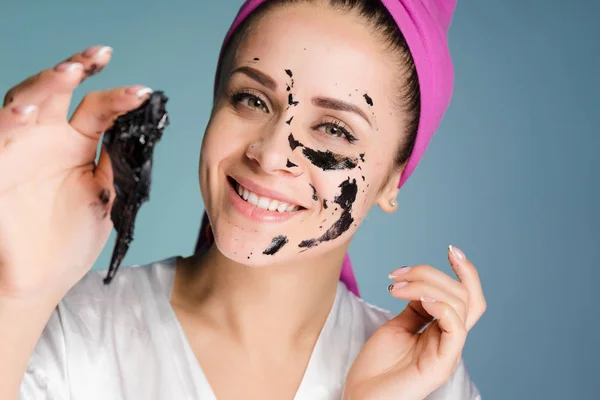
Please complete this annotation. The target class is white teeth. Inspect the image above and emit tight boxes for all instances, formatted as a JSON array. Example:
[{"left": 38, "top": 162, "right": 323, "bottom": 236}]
[
  {"left": 247, "top": 192, "right": 259, "bottom": 206},
  {"left": 257, "top": 197, "right": 271, "bottom": 210},
  {"left": 235, "top": 182, "right": 299, "bottom": 213},
  {"left": 268, "top": 200, "right": 279, "bottom": 211}
]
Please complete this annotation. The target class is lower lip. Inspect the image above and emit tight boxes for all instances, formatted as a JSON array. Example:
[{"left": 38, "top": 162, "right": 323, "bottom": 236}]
[{"left": 227, "top": 182, "right": 303, "bottom": 222}]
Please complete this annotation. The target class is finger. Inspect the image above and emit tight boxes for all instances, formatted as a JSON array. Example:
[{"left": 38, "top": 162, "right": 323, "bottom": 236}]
[
  {"left": 69, "top": 85, "right": 152, "bottom": 139},
  {"left": 0, "top": 104, "right": 39, "bottom": 134},
  {"left": 3, "top": 45, "right": 113, "bottom": 122},
  {"left": 2, "top": 61, "right": 84, "bottom": 113},
  {"left": 448, "top": 245, "right": 487, "bottom": 329},
  {"left": 387, "top": 299, "right": 433, "bottom": 333},
  {"left": 389, "top": 281, "right": 467, "bottom": 324},
  {"left": 41, "top": 46, "right": 115, "bottom": 123},
  {"left": 389, "top": 264, "right": 468, "bottom": 306},
  {"left": 420, "top": 299, "right": 467, "bottom": 364}
]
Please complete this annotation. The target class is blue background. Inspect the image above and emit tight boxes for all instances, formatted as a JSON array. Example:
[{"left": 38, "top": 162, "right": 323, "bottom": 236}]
[{"left": 1, "top": 1, "right": 598, "bottom": 398}]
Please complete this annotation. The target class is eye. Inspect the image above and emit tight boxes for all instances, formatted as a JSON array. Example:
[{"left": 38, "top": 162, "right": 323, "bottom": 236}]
[
  {"left": 231, "top": 91, "right": 270, "bottom": 113},
  {"left": 315, "top": 119, "right": 358, "bottom": 143}
]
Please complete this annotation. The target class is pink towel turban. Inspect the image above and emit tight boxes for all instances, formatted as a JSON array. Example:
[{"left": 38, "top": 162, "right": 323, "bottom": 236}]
[{"left": 209, "top": 0, "right": 457, "bottom": 297}]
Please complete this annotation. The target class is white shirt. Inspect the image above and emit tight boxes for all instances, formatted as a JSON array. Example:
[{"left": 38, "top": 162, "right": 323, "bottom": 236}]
[{"left": 20, "top": 257, "right": 481, "bottom": 399}]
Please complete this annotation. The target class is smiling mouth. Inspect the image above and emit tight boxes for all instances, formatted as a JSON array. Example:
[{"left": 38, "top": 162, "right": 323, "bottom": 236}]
[{"left": 228, "top": 177, "right": 303, "bottom": 213}]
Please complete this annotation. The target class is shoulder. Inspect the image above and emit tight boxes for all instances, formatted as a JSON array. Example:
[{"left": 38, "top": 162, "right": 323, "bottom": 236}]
[
  {"left": 56, "top": 256, "right": 178, "bottom": 337},
  {"left": 21, "top": 257, "right": 180, "bottom": 398}
]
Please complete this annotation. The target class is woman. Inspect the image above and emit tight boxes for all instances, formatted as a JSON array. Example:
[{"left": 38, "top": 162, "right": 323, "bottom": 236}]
[{"left": 0, "top": 0, "right": 486, "bottom": 399}]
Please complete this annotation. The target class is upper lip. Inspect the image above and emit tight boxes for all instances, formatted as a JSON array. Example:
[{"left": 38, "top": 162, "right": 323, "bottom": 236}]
[{"left": 231, "top": 175, "right": 308, "bottom": 209}]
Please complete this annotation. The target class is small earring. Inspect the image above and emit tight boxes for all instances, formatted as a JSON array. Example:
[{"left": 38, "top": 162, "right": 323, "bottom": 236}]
[{"left": 389, "top": 199, "right": 397, "bottom": 207}]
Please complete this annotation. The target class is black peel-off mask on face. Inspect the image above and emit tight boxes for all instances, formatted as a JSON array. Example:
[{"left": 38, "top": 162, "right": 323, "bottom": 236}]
[
  {"left": 309, "top": 184, "right": 318, "bottom": 201},
  {"left": 298, "top": 177, "right": 358, "bottom": 249},
  {"left": 287, "top": 134, "right": 358, "bottom": 171},
  {"left": 263, "top": 235, "right": 289, "bottom": 255},
  {"left": 288, "top": 93, "right": 299, "bottom": 106}
]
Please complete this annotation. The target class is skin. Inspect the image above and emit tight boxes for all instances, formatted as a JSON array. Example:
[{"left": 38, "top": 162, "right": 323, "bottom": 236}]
[
  {"left": 198, "top": 3, "right": 401, "bottom": 269},
  {"left": 0, "top": 2, "right": 486, "bottom": 400}
]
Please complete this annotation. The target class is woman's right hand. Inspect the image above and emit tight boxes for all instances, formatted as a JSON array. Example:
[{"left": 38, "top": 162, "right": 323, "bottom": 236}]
[{"left": 0, "top": 46, "right": 152, "bottom": 300}]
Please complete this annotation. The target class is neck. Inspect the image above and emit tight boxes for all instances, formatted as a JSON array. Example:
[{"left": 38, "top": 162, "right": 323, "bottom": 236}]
[{"left": 171, "top": 244, "right": 346, "bottom": 349}]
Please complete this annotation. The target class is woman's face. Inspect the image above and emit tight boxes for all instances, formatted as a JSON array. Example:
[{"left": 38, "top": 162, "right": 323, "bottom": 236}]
[{"left": 199, "top": 2, "right": 407, "bottom": 266}]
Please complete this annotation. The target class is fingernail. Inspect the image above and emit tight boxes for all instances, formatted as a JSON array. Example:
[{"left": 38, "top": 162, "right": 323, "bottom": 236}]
[
  {"left": 54, "top": 61, "right": 83, "bottom": 73},
  {"left": 125, "top": 85, "right": 153, "bottom": 98},
  {"left": 12, "top": 104, "right": 37, "bottom": 115},
  {"left": 83, "top": 45, "right": 113, "bottom": 58},
  {"left": 449, "top": 245, "right": 466, "bottom": 261},
  {"left": 389, "top": 266, "right": 411, "bottom": 279},
  {"left": 420, "top": 296, "right": 437, "bottom": 303},
  {"left": 387, "top": 282, "right": 408, "bottom": 292}
]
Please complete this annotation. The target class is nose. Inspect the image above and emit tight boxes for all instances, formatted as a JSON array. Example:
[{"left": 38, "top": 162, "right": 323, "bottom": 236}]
[{"left": 245, "top": 122, "right": 303, "bottom": 177}]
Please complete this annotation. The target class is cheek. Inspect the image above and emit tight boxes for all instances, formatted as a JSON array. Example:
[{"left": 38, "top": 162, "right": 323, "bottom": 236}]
[{"left": 201, "top": 111, "right": 247, "bottom": 166}]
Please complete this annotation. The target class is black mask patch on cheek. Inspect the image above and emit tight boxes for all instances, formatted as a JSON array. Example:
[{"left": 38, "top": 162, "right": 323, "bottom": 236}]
[
  {"left": 298, "top": 178, "right": 358, "bottom": 249},
  {"left": 323, "top": 199, "right": 328, "bottom": 209},
  {"left": 253, "top": 57, "right": 260, "bottom": 61},
  {"left": 288, "top": 133, "right": 303, "bottom": 150},
  {"left": 285, "top": 69, "right": 293, "bottom": 78},
  {"left": 363, "top": 94, "right": 374, "bottom": 106},
  {"left": 286, "top": 159, "right": 298, "bottom": 168},
  {"left": 298, "top": 238, "right": 318, "bottom": 248},
  {"left": 301, "top": 147, "right": 358, "bottom": 171},
  {"left": 286, "top": 116, "right": 294, "bottom": 125},
  {"left": 289, "top": 134, "right": 357, "bottom": 171},
  {"left": 335, "top": 178, "right": 358, "bottom": 210},
  {"left": 359, "top": 153, "right": 365, "bottom": 162},
  {"left": 309, "top": 184, "right": 318, "bottom": 201},
  {"left": 263, "top": 235, "right": 289, "bottom": 255}
]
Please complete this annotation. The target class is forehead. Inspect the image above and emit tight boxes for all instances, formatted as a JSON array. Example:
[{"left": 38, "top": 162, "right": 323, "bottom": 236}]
[{"left": 233, "top": 3, "right": 396, "bottom": 98}]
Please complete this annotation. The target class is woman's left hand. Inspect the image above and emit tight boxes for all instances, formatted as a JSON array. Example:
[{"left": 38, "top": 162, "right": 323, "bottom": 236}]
[{"left": 343, "top": 246, "right": 486, "bottom": 400}]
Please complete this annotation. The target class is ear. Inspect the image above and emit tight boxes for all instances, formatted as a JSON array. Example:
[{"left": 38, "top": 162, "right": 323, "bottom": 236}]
[{"left": 376, "top": 165, "right": 403, "bottom": 214}]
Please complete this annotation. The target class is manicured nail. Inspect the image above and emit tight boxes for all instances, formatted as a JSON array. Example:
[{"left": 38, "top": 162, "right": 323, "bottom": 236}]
[
  {"left": 83, "top": 45, "right": 113, "bottom": 58},
  {"left": 420, "top": 296, "right": 437, "bottom": 303},
  {"left": 54, "top": 61, "right": 83, "bottom": 73},
  {"left": 12, "top": 104, "right": 37, "bottom": 115},
  {"left": 387, "top": 282, "right": 408, "bottom": 292},
  {"left": 449, "top": 245, "right": 466, "bottom": 261},
  {"left": 125, "top": 85, "right": 152, "bottom": 98},
  {"left": 389, "top": 266, "right": 411, "bottom": 279}
]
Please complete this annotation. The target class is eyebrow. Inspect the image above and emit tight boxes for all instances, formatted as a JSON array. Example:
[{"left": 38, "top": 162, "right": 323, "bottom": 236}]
[
  {"left": 230, "top": 66, "right": 278, "bottom": 91},
  {"left": 311, "top": 97, "right": 372, "bottom": 127}
]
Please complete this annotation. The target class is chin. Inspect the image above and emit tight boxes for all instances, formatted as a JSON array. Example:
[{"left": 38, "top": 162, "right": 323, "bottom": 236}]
[{"left": 211, "top": 227, "right": 295, "bottom": 267}]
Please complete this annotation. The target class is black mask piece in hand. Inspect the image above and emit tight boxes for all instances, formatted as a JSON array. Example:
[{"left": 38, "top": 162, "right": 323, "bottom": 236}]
[{"left": 102, "top": 91, "right": 170, "bottom": 284}]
